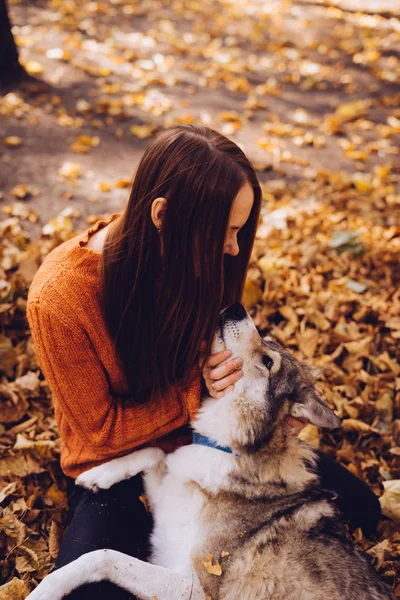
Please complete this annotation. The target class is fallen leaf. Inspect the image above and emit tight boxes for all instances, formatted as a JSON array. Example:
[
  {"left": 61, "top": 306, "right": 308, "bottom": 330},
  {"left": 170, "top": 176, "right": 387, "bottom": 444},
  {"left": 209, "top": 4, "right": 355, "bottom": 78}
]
[
  {"left": 342, "top": 419, "right": 379, "bottom": 434},
  {"left": 0, "top": 577, "right": 30, "bottom": 600},
  {"left": 379, "top": 480, "right": 400, "bottom": 524},
  {"left": 3, "top": 136, "right": 22, "bottom": 148},
  {"left": 202, "top": 555, "right": 222, "bottom": 576},
  {"left": 330, "top": 231, "right": 364, "bottom": 255},
  {"left": 58, "top": 162, "right": 81, "bottom": 180},
  {"left": 242, "top": 279, "right": 262, "bottom": 309},
  {"left": 298, "top": 329, "right": 319, "bottom": 359},
  {"left": 298, "top": 424, "right": 320, "bottom": 448}
]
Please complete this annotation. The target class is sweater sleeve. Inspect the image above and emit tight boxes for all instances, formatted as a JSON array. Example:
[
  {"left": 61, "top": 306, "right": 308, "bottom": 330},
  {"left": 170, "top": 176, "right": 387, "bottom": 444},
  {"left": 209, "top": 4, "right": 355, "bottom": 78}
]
[
  {"left": 26, "top": 302, "right": 191, "bottom": 452},
  {"left": 315, "top": 450, "right": 381, "bottom": 535}
]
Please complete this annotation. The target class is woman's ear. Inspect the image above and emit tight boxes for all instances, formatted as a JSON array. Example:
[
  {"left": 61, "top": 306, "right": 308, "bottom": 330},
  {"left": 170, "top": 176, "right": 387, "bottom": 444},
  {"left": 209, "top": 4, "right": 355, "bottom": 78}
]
[{"left": 151, "top": 197, "right": 167, "bottom": 231}]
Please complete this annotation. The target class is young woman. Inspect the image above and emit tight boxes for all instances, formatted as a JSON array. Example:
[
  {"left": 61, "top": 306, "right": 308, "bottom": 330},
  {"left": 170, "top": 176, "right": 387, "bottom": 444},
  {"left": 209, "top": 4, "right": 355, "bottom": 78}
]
[{"left": 27, "top": 124, "right": 380, "bottom": 600}]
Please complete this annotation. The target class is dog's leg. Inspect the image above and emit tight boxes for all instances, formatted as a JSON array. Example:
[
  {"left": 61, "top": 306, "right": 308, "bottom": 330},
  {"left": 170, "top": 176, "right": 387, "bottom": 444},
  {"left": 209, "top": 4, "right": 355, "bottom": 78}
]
[
  {"left": 26, "top": 549, "right": 205, "bottom": 600},
  {"left": 76, "top": 447, "right": 166, "bottom": 492},
  {"left": 143, "top": 457, "right": 167, "bottom": 511},
  {"left": 167, "top": 445, "right": 237, "bottom": 495}
]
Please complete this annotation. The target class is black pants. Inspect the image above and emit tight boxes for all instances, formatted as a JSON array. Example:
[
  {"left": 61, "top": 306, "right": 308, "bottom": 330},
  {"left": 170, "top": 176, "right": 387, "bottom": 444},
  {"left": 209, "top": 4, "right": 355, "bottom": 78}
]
[{"left": 54, "top": 473, "right": 153, "bottom": 599}]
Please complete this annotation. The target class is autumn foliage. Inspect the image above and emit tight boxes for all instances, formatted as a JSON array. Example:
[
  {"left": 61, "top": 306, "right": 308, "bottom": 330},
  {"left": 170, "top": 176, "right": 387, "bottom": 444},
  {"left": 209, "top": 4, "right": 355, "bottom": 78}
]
[{"left": 1, "top": 0, "right": 400, "bottom": 597}]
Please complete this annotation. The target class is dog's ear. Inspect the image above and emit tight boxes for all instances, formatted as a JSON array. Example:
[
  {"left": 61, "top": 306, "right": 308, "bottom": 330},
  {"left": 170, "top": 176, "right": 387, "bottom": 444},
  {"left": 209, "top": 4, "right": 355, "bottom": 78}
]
[
  {"left": 301, "top": 362, "right": 322, "bottom": 381},
  {"left": 290, "top": 388, "right": 340, "bottom": 429}
]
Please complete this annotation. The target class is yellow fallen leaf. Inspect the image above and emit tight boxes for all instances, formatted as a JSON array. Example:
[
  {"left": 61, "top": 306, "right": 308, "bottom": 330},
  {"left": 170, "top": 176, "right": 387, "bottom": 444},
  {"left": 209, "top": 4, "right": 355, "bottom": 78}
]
[
  {"left": 342, "top": 419, "right": 378, "bottom": 434},
  {"left": 352, "top": 173, "right": 371, "bottom": 193},
  {"left": 71, "top": 135, "right": 100, "bottom": 153},
  {"left": 130, "top": 124, "right": 157, "bottom": 139},
  {"left": 242, "top": 279, "right": 262, "bottom": 309},
  {"left": 3, "top": 136, "right": 22, "bottom": 148},
  {"left": 298, "top": 329, "right": 319, "bottom": 359},
  {"left": 99, "top": 181, "right": 111, "bottom": 192},
  {"left": 202, "top": 555, "right": 222, "bottom": 576},
  {"left": 115, "top": 178, "right": 131, "bottom": 188},
  {"left": 46, "top": 48, "right": 70, "bottom": 61},
  {"left": 23, "top": 60, "right": 44, "bottom": 75},
  {"left": 59, "top": 162, "right": 80, "bottom": 180},
  {"left": 46, "top": 483, "right": 68, "bottom": 509},
  {"left": 279, "top": 305, "right": 299, "bottom": 327},
  {"left": 379, "top": 480, "right": 400, "bottom": 524},
  {"left": 298, "top": 424, "right": 320, "bottom": 448},
  {"left": 11, "top": 184, "right": 30, "bottom": 199},
  {"left": 336, "top": 100, "right": 369, "bottom": 122},
  {"left": 343, "top": 336, "right": 373, "bottom": 356},
  {"left": 139, "top": 494, "right": 150, "bottom": 513}
]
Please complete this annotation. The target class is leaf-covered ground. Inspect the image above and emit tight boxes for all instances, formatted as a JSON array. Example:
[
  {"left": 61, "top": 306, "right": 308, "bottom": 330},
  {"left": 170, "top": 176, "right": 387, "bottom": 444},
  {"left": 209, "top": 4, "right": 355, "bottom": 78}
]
[{"left": 0, "top": 0, "right": 399, "bottom": 597}]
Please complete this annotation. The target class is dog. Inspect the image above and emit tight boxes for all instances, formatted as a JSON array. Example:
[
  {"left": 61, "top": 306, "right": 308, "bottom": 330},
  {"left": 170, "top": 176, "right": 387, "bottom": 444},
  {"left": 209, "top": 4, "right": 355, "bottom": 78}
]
[{"left": 27, "top": 303, "right": 394, "bottom": 600}]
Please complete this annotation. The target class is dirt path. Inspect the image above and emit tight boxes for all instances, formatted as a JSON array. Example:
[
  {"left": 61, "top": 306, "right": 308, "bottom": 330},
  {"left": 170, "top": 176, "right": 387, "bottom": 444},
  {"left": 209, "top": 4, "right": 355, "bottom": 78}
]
[{"left": 1, "top": 0, "right": 399, "bottom": 239}]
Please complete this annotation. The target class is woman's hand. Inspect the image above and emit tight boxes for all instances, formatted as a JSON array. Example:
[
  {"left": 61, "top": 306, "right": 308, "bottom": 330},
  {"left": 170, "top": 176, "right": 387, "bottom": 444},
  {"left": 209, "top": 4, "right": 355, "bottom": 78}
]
[
  {"left": 199, "top": 345, "right": 243, "bottom": 399},
  {"left": 199, "top": 342, "right": 317, "bottom": 438}
]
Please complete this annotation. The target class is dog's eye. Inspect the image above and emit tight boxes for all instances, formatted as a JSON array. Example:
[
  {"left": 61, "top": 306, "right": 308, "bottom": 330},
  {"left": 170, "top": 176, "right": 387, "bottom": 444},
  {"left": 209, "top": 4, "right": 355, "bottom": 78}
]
[{"left": 262, "top": 355, "right": 274, "bottom": 370}]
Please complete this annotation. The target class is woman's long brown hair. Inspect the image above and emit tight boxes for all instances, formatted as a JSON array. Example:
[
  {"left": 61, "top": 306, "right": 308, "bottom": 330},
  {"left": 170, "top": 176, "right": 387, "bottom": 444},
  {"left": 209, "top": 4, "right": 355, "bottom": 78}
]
[{"left": 101, "top": 124, "right": 262, "bottom": 403}]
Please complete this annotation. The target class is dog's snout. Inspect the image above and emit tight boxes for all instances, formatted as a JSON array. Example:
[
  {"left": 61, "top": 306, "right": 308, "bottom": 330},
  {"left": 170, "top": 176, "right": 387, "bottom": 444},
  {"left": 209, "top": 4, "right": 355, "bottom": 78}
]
[{"left": 222, "top": 303, "right": 247, "bottom": 323}]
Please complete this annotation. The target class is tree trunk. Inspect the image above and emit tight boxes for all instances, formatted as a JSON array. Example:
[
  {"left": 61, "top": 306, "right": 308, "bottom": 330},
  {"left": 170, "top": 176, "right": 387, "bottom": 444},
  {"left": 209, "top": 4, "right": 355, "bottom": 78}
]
[{"left": 0, "top": 0, "right": 25, "bottom": 86}]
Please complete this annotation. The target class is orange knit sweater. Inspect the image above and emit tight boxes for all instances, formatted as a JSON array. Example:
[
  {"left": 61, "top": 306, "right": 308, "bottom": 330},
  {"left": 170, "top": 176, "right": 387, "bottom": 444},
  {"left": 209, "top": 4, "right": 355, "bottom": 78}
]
[{"left": 26, "top": 212, "right": 201, "bottom": 478}]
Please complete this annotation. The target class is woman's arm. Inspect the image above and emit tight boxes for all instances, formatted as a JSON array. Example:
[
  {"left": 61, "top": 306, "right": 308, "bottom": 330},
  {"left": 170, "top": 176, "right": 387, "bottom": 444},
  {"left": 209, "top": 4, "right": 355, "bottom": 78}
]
[
  {"left": 314, "top": 449, "right": 381, "bottom": 535},
  {"left": 27, "top": 302, "right": 198, "bottom": 454}
]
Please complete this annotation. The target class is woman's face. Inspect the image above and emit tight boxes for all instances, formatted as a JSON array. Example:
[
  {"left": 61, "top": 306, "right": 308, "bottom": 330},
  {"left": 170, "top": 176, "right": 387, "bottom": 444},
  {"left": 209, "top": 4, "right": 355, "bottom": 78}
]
[{"left": 223, "top": 181, "right": 254, "bottom": 256}]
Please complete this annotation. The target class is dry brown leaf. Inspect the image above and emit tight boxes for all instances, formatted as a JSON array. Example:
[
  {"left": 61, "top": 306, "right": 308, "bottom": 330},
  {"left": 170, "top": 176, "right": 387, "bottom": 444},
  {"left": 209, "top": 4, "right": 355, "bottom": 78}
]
[
  {"left": 0, "top": 383, "right": 29, "bottom": 423},
  {"left": 342, "top": 419, "right": 379, "bottom": 434},
  {"left": 379, "top": 480, "right": 400, "bottom": 525},
  {"left": 48, "top": 520, "right": 61, "bottom": 559},
  {"left": 46, "top": 483, "right": 68, "bottom": 509},
  {"left": 298, "top": 424, "right": 320, "bottom": 448},
  {"left": 0, "top": 577, "right": 30, "bottom": 600},
  {"left": 0, "top": 454, "right": 45, "bottom": 477},
  {"left": 298, "top": 329, "right": 319, "bottom": 359},
  {"left": 279, "top": 305, "right": 299, "bottom": 327},
  {"left": 1, "top": 2, "right": 400, "bottom": 592},
  {"left": 0, "top": 334, "right": 18, "bottom": 377},
  {"left": 0, "top": 481, "right": 18, "bottom": 503},
  {"left": 0, "top": 507, "right": 26, "bottom": 544}
]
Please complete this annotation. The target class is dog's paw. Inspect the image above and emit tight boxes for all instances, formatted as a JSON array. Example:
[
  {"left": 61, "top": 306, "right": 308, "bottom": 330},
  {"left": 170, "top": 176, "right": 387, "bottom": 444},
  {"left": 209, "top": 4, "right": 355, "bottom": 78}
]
[
  {"left": 76, "top": 464, "right": 115, "bottom": 492},
  {"left": 76, "top": 448, "right": 167, "bottom": 492}
]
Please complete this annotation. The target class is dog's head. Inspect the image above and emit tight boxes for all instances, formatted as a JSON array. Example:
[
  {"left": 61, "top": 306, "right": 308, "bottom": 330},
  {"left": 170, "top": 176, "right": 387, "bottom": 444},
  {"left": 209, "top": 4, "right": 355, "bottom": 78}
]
[{"left": 194, "top": 303, "right": 340, "bottom": 452}]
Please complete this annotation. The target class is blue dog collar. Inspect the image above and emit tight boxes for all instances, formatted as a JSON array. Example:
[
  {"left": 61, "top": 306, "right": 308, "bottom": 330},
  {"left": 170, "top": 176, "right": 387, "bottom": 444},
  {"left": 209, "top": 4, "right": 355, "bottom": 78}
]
[{"left": 192, "top": 432, "right": 233, "bottom": 455}]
